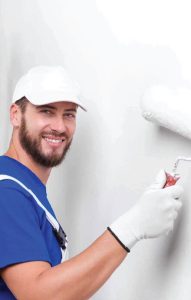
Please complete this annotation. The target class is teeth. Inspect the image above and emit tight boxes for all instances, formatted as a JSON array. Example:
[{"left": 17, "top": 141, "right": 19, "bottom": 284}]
[{"left": 44, "top": 137, "right": 63, "bottom": 143}]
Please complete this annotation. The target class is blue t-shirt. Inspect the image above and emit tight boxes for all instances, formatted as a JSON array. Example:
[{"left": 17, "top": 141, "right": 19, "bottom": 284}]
[{"left": 0, "top": 155, "right": 63, "bottom": 299}]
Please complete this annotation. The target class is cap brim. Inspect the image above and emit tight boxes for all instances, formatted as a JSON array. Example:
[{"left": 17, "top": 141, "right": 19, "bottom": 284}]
[{"left": 13, "top": 92, "right": 87, "bottom": 112}]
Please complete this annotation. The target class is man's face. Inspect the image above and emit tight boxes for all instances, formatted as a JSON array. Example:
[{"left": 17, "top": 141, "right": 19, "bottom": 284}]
[{"left": 18, "top": 101, "right": 77, "bottom": 167}]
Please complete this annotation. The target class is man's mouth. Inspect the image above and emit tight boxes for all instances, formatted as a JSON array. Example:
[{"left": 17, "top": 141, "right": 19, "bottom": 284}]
[{"left": 42, "top": 135, "right": 66, "bottom": 145}]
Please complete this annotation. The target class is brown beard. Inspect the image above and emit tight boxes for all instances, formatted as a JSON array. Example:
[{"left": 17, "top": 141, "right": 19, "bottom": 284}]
[{"left": 19, "top": 116, "right": 72, "bottom": 167}]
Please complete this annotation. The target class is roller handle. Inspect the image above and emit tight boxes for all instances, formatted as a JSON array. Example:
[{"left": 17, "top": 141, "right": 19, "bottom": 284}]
[{"left": 163, "top": 172, "right": 180, "bottom": 188}]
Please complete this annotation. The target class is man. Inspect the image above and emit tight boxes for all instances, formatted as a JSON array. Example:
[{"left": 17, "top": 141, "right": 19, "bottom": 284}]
[{"left": 0, "top": 66, "right": 183, "bottom": 299}]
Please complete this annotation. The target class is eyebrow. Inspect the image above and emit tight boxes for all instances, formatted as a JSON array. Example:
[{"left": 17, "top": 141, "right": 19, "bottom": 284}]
[
  {"left": 36, "top": 105, "right": 77, "bottom": 112},
  {"left": 37, "top": 105, "right": 56, "bottom": 110},
  {"left": 64, "top": 108, "right": 77, "bottom": 112}
]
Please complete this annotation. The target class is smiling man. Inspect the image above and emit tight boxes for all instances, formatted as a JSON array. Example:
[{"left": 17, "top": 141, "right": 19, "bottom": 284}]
[
  {"left": 0, "top": 66, "right": 183, "bottom": 299},
  {"left": 17, "top": 101, "right": 77, "bottom": 169}
]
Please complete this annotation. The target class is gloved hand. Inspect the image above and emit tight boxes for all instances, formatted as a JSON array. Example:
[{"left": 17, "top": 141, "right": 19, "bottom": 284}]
[{"left": 108, "top": 170, "right": 183, "bottom": 251}]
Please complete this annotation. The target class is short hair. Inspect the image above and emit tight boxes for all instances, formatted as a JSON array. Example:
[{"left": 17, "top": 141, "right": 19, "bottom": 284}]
[{"left": 15, "top": 97, "right": 29, "bottom": 113}]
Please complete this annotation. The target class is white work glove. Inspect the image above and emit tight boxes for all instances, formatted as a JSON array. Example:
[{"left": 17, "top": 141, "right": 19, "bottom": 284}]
[{"left": 108, "top": 170, "right": 183, "bottom": 252}]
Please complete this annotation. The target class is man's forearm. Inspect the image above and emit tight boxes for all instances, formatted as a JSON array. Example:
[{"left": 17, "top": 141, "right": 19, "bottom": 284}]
[{"left": 36, "top": 230, "right": 127, "bottom": 300}]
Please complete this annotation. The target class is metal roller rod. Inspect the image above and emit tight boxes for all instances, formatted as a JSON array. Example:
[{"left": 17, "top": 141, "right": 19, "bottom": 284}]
[{"left": 172, "top": 156, "right": 191, "bottom": 175}]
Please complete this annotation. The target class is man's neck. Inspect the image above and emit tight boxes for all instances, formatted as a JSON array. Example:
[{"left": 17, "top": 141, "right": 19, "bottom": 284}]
[{"left": 5, "top": 143, "right": 51, "bottom": 185}]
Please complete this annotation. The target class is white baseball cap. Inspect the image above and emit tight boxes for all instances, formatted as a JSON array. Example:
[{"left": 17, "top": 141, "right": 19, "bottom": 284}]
[{"left": 12, "top": 65, "right": 87, "bottom": 111}]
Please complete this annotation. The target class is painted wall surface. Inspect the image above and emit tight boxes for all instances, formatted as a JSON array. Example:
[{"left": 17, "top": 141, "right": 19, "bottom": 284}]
[{"left": 1, "top": 0, "right": 191, "bottom": 299}]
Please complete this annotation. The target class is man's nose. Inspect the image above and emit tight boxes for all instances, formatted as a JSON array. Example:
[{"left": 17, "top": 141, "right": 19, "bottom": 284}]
[{"left": 50, "top": 117, "right": 66, "bottom": 133}]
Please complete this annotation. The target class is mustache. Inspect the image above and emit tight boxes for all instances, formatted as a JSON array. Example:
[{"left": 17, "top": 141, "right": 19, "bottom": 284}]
[{"left": 42, "top": 131, "right": 68, "bottom": 139}]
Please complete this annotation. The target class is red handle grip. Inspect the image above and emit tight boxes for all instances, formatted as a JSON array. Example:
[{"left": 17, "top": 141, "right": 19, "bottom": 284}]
[{"left": 163, "top": 172, "right": 180, "bottom": 188}]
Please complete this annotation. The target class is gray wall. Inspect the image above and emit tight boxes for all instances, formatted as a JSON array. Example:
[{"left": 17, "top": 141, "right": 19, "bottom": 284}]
[{"left": 1, "top": 0, "right": 191, "bottom": 299}]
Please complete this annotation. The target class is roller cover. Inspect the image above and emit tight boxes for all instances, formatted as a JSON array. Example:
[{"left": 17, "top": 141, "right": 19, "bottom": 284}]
[{"left": 140, "top": 85, "right": 191, "bottom": 140}]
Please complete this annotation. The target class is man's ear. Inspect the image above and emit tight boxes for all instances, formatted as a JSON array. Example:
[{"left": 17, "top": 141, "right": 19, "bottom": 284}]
[{"left": 10, "top": 104, "right": 22, "bottom": 127}]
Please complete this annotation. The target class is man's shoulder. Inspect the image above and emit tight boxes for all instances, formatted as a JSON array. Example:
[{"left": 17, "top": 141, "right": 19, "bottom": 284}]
[
  {"left": 0, "top": 175, "right": 47, "bottom": 218},
  {"left": 0, "top": 179, "right": 44, "bottom": 227},
  {"left": 0, "top": 155, "right": 21, "bottom": 175},
  {"left": 0, "top": 179, "right": 33, "bottom": 204}
]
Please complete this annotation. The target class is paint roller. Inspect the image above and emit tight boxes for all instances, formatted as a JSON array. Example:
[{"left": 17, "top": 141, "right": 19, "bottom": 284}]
[{"left": 140, "top": 85, "right": 191, "bottom": 188}]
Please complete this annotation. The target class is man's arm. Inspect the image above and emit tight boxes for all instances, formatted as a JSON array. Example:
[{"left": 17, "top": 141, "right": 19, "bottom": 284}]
[
  {"left": 1, "top": 170, "right": 183, "bottom": 300},
  {"left": 1, "top": 230, "right": 127, "bottom": 300}
]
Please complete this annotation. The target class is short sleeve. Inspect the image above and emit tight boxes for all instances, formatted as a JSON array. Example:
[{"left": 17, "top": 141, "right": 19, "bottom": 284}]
[{"left": 0, "top": 184, "right": 52, "bottom": 269}]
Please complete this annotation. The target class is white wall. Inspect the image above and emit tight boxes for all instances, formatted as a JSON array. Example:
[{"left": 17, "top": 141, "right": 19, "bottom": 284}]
[{"left": 1, "top": 0, "right": 191, "bottom": 299}]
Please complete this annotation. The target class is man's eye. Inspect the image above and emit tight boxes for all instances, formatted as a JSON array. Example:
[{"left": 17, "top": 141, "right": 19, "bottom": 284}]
[
  {"left": 64, "top": 113, "right": 76, "bottom": 119},
  {"left": 40, "top": 110, "right": 52, "bottom": 115}
]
